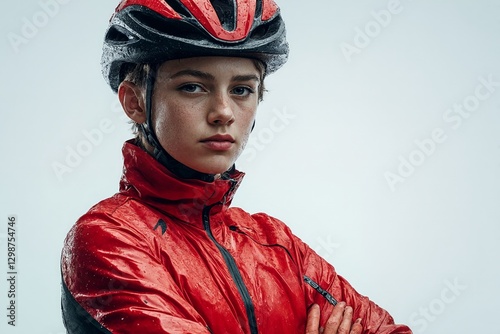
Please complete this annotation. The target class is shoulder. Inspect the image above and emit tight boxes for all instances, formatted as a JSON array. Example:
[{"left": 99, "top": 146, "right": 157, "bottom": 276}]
[
  {"left": 62, "top": 194, "right": 161, "bottom": 263},
  {"left": 61, "top": 193, "right": 168, "bottom": 291}
]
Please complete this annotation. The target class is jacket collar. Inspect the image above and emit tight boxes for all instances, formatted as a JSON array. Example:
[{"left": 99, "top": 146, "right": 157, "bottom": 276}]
[{"left": 119, "top": 140, "right": 244, "bottom": 225}]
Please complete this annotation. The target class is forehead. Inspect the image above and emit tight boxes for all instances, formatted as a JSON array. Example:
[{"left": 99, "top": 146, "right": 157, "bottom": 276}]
[{"left": 158, "top": 56, "right": 262, "bottom": 78}]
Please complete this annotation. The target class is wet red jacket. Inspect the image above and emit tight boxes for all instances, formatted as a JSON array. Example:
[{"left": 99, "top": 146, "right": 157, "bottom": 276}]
[{"left": 61, "top": 141, "right": 412, "bottom": 334}]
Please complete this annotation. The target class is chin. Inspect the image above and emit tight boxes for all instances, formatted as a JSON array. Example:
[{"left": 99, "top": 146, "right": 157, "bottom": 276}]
[
  {"left": 190, "top": 159, "right": 234, "bottom": 175},
  {"left": 197, "top": 165, "right": 233, "bottom": 175}
]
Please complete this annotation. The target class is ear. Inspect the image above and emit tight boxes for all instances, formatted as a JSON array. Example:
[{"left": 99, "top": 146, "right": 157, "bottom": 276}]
[{"left": 118, "top": 81, "right": 146, "bottom": 124}]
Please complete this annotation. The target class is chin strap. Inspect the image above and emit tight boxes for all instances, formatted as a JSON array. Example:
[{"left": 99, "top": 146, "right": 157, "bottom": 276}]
[
  {"left": 139, "top": 64, "right": 231, "bottom": 182},
  {"left": 139, "top": 64, "right": 164, "bottom": 162}
]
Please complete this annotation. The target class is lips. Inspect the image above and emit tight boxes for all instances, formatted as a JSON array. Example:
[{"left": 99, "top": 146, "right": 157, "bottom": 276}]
[
  {"left": 200, "top": 134, "right": 235, "bottom": 151},
  {"left": 201, "top": 134, "right": 235, "bottom": 143}
]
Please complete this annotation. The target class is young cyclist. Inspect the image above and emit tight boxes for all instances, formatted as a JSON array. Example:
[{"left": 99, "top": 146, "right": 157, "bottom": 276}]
[{"left": 61, "top": 1, "right": 412, "bottom": 333}]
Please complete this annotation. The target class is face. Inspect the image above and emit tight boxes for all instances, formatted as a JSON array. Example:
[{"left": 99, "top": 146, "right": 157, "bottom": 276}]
[{"left": 151, "top": 57, "right": 261, "bottom": 175}]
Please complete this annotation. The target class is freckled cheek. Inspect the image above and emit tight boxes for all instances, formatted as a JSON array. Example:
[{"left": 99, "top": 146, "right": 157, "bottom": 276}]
[
  {"left": 241, "top": 105, "right": 257, "bottom": 130},
  {"left": 151, "top": 105, "right": 186, "bottom": 148},
  {"left": 236, "top": 107, "right": 257, "bottom": 146}
]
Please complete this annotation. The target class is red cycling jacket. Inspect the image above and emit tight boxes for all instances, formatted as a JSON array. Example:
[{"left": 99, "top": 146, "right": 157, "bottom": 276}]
[{"left": 61, "top": 140, "right": 412, "bottom": 334}]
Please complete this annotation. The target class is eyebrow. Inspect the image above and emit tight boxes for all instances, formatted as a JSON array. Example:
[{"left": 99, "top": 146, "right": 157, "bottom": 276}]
[
  {"left": 170, "top": 69, "right": 214, "bottom": 81},
  {"left": 233, "top": 74, "right": 260, "bottom": 83},
  {"left": 170, "top": 69, "right": 260, "bottom": 83}
]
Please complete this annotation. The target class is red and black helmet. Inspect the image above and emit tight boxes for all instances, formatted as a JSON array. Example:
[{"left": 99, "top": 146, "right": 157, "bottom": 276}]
[{"left": 102, "top": 0, "right": 289, "bottom": 92}]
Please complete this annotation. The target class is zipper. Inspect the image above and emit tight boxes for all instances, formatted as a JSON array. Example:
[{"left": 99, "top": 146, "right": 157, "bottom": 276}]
[{"left": 202, "top": 205, "right": 258, "bottom": 334}]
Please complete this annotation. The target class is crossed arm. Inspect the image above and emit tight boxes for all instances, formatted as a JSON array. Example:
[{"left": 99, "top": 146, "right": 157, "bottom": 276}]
[{"left": 62, "top": 213, "right": 411, "bottom": 333}]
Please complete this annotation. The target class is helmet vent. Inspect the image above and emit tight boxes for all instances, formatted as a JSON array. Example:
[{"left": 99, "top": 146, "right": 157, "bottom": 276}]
[
  {"left": 255, "top": 0, "right": 262, "bottom": 19},
  {"left": 210, "top": 0, "right": 236, "bottom": 31},
  {"left": 130, "top": 10, "right": 206, "bottom": 41},
  {"left": 105, "top": 25, "right": 136, "bottom": 44},
  {"left": 249, "top": 17, "right": 275, "bottom": 40},
  {"left": 162, "top": 0, "right": 191, "bottom": 17}
]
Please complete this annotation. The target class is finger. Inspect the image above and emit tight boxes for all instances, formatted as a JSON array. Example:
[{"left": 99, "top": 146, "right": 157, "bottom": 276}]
[
  {"left": 322, "top": 301, "right": 346, "bottom": 333},
  {"left": 338, "top": 306, "right": 354, "bottom": 334},
  {"left": 305, "top": 304, "right": 321, "bottom": 334},
  {"left": 350, "top": 318, "right": 363, "bottom": 334}
]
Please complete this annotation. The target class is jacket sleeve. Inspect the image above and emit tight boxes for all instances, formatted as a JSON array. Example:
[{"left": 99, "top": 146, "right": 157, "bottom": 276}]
[
  {"left": 290, "top": 228, "right": 412, "bottom": 334},
  {"left": 61, "top": 213, "right": 211, "bottom": 334}
]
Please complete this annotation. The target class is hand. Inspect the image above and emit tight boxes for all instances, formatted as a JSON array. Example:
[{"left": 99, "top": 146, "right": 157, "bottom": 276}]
[{"left": 305, "top": 302, "right": 363, "bottom": 334}]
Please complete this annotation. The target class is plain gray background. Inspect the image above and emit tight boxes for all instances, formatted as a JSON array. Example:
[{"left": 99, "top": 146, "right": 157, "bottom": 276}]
[{"left": 1, "top": 0, "right": 499, "bottom": 333}]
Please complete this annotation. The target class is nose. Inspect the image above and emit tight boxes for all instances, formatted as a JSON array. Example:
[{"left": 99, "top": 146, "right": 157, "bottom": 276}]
[{"left": 208, "top": 92, "right": 235, "bottom": 126}]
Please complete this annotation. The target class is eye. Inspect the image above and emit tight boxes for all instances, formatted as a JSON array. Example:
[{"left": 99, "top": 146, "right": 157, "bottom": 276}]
[
  {"left": 231, "top": 86, "right": 254, "bottom": 97},
  {"left": 178, "top": 83, "right": 204, "bottom": 93}
]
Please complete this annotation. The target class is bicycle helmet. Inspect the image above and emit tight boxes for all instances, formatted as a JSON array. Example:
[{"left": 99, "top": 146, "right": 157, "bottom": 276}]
[{"left": 102, "top": 0, "right": 289, "bottom": 92}]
